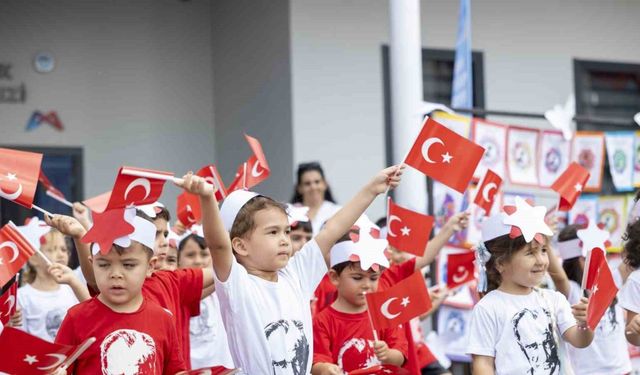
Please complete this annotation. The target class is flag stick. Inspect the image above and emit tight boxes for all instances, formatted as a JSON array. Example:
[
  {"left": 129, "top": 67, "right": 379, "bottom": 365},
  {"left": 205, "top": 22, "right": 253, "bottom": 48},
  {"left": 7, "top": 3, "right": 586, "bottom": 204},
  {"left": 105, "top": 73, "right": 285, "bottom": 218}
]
[
  {"left": 35, "top": 248, "right": 53, "bottom": 266},
  {"left": 121, "top": 168, "right": 183, "bottom": 184},
  {"left": 32, "top": 204, "right": 53, "bottom": 217},
  {"left": 242, "top": 162, "right": 248, "bottom": 190},
  {"left": 46, "top": 190, "right": 73, "bottom": 208},
  {"left": 363, "top": 292, "right": 380, "bottom": 342},
  {"left": 58, "top": 337, "right": 96, "bottom": 371}
]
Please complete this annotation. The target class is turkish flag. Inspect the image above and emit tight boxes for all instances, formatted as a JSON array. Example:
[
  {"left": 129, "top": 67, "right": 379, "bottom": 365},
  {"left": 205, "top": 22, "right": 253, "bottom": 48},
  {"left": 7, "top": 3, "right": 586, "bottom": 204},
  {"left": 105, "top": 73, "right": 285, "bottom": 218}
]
[
  {"left": 178, "top": 366, "right": 241, "bottom": 374},
  {"left": 405, "top": 117, "right": 485, "bottom": 193},
  {"left": 473, "top": 169, "right": 503, "bottom": 215},
  {"left": 0, "top": 222, "right": 36, "bottom": 286},
  {"left": 447, "top": 251, "right": 476, "bottom": 289},
  {"left": 104, "top": 166, "right": 173, "bottom": 211},
  {"left": 0, "top": 148, "right": 43, "bottom": 208},
  {"left": 348, "top": 364, "right": 411, "bottom": 375},
  {"left": 0, "top": 327, "right": 78, "bottom": 374},
  {"left": 551, "top": 162, "right": 590, "bottom": 211},
  {"left": 0, "top": 276, "right": 18, "bottom": 326},
  {"left": 366, "top": 271, "right": 432, "bottom": 330},
  {"left": 226, "top": 163, "right": 246, "bottom": 193},
  {"left": 197, "top": 164, "right": 227, "bottom": 201},
  {"left": 582, "top": 247, "right": 606, "bottom": 290},
  {"left": 227, "top": 134, "right": 271, "bottom": 192},
  {"left": 83, "top": 191, "right": 112, "bottom": 213},
  {"left": 38, "top": 170, "right": 67, "bottom": 202},
  {"left": 177, "top": 192, "right": 202, "bottom": 228},
  {"left": 386, "top": 198, "right": 435, "bottom": 257},
  {"left": 586, "top": 260, "right": 618, "bottom": 330}
]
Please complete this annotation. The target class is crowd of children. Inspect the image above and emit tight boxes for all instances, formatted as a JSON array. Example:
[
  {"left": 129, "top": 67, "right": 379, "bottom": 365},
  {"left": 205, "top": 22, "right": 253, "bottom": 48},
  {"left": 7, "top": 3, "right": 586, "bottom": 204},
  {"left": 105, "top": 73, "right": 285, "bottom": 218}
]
[{"left": 4, "top": 160, "right": 640, "bottom": 375}]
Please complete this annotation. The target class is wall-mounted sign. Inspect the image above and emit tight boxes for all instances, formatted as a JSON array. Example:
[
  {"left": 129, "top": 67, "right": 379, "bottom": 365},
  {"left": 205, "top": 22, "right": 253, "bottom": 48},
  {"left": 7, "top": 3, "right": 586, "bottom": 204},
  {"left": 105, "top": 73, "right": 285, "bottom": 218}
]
[
  {"left": 0, "top": 62, "right": 26, "bottom": 104},
  {"left": 26, "top": 111, "right": 64, "bottom": 131},
  {"left": 33, "top": 52, "right": 55, "bottom": 73}
]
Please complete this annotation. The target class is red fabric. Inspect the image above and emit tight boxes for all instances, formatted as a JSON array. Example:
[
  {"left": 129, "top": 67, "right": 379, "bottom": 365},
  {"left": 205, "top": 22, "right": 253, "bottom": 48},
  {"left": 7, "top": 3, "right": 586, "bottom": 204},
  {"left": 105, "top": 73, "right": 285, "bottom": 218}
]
[
  {"left": 196, "top": 164, "right": 227, "bottom": 201},
  {"left": 0, "top": 276, "right": 18, "bottom": 326},
  {"left": 583, "top": 248, "right": 606, "bottom": 290},
  {"left": 446, "top": 251, "right": 476, "bottom": 289},
  {"left": 366, "top": 272, "right": 432, "bottom": 331},
  {"left": 177, "top": 192, "right": 201, "bottom": 228},
  {"left": 180, "top": 366, "right": 239, "bottom": 375},
  {"left": 105, "top": 166, "right": 173, "bottom": 211},
  {"left": 227, "top": 134, "right": 271, "bottom": 192},
  {"left": 0, "top": 222, "right": 36, "bottom": 286},
  {"left": 551, "top": 162, "right": 590, "bottom": 211},
  {"left": 55, "top": 297, "right": 186, "bottom": 374},
  {"left": 473, "top": 169, "right": 502, "bottom": 215},
  {"left": 1, "top": 327, "right": 76, "bottom": 374},
  {"left": 386, "top": 198, "right": 435, "bottom": 257},
  {"left": 142, "top": 268, "right": 204, "bottom": 370},
  {"left": 348, "top": 364, "right": 412, "bottom": 374},
  {"left": 313, "top": 306, "right": 408, "bottom": 372},
  {"left": 0, "top": 147, "right": 43, "bottom": 208},
  {"left": 415, "top": 341, "right": 437, "bottom": 368},
  {"left": 38, "top": 170, "right": 67, "bottom": 201},
  {"left": 587, "top": 260, "right": 618, "bottom": 330},
  {"left": 83, "top": 191, "right": 112, "bottom": 213},
  {"left": 314, "top": 275, "right": 338, "bottom": 315},
  {"left": 80, "top": 208, "right": 134, "bottom": 255},
  {"left": 404, "top": 117, "right": 484, "bottom": 193}
]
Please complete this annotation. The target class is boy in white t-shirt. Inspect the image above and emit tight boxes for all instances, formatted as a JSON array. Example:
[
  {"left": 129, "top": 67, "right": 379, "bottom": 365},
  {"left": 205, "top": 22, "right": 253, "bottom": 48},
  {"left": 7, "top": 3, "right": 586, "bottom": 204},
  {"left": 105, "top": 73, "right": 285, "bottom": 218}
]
[{"left": 178, "top": 166, "right": 403, "bottom": 374}]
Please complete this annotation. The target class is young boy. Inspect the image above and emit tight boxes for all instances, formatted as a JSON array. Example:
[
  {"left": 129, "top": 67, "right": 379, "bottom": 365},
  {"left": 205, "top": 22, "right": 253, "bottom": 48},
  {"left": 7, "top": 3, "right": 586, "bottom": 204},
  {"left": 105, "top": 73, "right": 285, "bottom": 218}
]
[
  {"left": 287, "top": 204, "right": 313, "bottom": 255},
  {"left": 179, "top": 165, "right": 404, "bottom": 374},
  {"left": 312, "top": 233, "right": 408, "bottom": 373},
  {"left": 52, "top": 211, "right": 186, "bottom": 374}
]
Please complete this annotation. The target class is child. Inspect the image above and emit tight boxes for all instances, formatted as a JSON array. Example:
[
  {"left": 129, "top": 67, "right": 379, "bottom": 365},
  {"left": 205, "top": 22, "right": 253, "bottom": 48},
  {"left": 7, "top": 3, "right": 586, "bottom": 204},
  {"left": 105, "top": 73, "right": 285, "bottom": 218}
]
[
  {"left": 177, "top": 227, "right": 234, "bottom": 369},
  {"left": 16, "top": 218, "right": 88, "bottom": 342},
  {"left": 287, "top": 204, "right": 313, "bottom": 255},
  {"left": 467, "top": 198, "right": 593, "bottom": 375},
  {"left": 53, "top": 210, "right": 186, "bottom": 374},
  {"left": 619, "top": 215, "right": 640, "bottom": 346},
  {"left": 555, "top": 225, "right": 631, "bottom": 374},
  {"left": 312, "top": 231, "right": 408, "bottom": 373},
  {"left": 179, "top": 165, "right": 403, "bottom": 374}
]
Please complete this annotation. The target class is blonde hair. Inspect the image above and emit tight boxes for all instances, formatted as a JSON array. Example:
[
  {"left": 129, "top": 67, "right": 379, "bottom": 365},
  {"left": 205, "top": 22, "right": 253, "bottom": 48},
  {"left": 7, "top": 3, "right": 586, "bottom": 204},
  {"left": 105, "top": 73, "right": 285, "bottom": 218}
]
[{"left": 24, "top": 229, "right": 69, "bottom": 284}]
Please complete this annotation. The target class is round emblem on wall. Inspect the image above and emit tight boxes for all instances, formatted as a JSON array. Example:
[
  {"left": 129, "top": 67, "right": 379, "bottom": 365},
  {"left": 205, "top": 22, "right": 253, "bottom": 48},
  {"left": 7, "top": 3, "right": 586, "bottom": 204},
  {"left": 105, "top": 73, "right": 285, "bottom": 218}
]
[{"left": 34, "top": 52, "right": 55, "bottom": 73}]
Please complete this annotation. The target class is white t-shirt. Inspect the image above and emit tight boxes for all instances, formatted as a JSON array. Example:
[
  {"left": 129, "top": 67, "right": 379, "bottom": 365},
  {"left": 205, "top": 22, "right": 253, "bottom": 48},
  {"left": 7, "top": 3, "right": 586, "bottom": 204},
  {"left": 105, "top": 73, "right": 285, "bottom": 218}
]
[
  {"left": 17, "top": 283, "right": 79, "bottom": 342},
  {"left": 213, "top": 239, "right": 327, "bottom": 374},
  {"left": 566, "top": 276, "right": 631, "bottom": 374},
  {"left": 189, "top": 293, "right": 234, "bottom": 369},
  {"left": 311, "top": 201, "right": 341, "bottom": 235},
  {"left": 620, "top": 268, "right": 640, "bottom": 313},
  {"left": 467, "top": 288, "right": 577, "bottom": 375}
]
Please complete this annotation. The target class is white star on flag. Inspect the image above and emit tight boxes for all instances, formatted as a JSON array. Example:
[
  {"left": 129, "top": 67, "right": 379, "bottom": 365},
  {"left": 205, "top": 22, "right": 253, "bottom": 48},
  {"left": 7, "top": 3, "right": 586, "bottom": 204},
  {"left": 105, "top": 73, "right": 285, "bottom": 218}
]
[
  {"left": 577, "top": 221, "right": 610, "bottom": 255},
  {"left": 6, "top": 173, "right": 17, "bottom": 181},
  {"left": 592, "top": 283, "right": 599, "bottom": 294},
  {"left": 23, "top": 354, "right": 38, "bottom": 365},
  {"left": 401, "top": 297, "right": 410, "bottom": 307},
  {"left": 441, "top": 152, "right": 453, "bottom": 163},
  {"left": 502, "top": 197, "right": 554, "bottom": 243},
  {"left": 574, "top": 183, "right": 582, "bottom": 192},
  {"left": 400, "top": 226, "right": 411, "bottom": 236}
]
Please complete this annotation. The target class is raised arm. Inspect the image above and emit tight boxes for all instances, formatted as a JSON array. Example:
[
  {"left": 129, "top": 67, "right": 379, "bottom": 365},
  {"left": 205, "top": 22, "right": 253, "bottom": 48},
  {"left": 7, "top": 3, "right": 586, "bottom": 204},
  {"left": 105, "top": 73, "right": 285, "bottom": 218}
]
[
  {"left": 176, "top": 173, "right": 234, "bottom": 282},
  {"left": 314, "top": 165, "right": 404, "bottom": 268},
  {"left": 414, "top": 211, "right": 470, "bottom": 270},
  {"left": 45, "top": 214, "right": 96, "bottom": 288},
  {"left": 546, "top": 242, "right": 571, "bottom": 298}
]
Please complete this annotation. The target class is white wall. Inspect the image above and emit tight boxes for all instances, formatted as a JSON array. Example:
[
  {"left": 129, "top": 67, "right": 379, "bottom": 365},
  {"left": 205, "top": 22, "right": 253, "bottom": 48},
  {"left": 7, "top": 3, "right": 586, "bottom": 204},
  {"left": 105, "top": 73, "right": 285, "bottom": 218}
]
[
  {"left": 290, "top": 0, "right": 640, "bottom": 218},
  {"left": 0, "top": 0, "right": 215, "bottom": 214}
]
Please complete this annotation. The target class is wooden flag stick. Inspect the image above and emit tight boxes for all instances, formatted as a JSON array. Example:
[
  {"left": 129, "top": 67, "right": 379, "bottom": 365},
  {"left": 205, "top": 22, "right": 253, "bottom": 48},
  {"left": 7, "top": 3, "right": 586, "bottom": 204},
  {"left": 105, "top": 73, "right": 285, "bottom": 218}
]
[
  {"left": 363, "top": 292, "right": 380, "bottom": 342},
  {"left": 58, "top": 337, "right": 96, "bottom": 371},
  {"left": 46, "top": 189, "right": 73, "bottom": 208}
]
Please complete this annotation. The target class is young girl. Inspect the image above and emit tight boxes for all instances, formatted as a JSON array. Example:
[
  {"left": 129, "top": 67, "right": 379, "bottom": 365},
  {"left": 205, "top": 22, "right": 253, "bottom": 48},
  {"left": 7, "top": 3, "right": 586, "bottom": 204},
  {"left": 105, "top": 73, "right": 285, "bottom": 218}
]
[
  {"left": 17, "top": 218, "right": 89, "bottom": 342},
  {"left": 177, "top": 227, "right": 234, "bottom": 369},
  {"left": 467, "top": 198, "right": 593, "bottom": 375},
  {"left": 555, "top": 224, "right": 631, "bottom": 374}
]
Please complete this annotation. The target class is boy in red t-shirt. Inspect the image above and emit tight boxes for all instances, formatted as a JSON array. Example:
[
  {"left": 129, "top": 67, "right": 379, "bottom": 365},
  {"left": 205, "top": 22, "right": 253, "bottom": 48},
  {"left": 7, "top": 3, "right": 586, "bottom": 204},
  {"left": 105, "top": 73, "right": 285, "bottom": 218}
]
[
  {"left": 312, "top": 230, "right": 408, "bottom": 374},
  {"left": 51, "top": 211, "right": 185, "bottom": 374}
]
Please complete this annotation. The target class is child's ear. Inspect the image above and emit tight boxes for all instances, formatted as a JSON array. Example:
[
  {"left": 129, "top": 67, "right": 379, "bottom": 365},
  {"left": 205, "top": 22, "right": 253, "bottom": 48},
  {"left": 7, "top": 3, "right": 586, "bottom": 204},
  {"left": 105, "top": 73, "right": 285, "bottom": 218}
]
[
  {"left": 231, "top": 237, "right": 249, "bottom": 257},
  {"left": 328, "top": 269, "right": 340, "bottom": 286},
  {"left": 147, "top": 256, "right": 158, "bottom": 276}
]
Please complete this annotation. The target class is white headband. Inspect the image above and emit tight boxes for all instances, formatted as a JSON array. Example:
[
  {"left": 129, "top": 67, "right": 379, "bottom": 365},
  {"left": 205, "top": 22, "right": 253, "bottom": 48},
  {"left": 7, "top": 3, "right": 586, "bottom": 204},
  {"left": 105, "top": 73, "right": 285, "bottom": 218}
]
[
  {"left": 91, "top": 210, "right": 156, "bottom": 255},
  {"left": 330, "top": 236, "right": 389, "bottom": 271},
  {"left": 557, "top": 238, "right": 583, "bottom": 260},
  {"left": 220, "top": 190, "right": 259, "bottom": 231},
  {"left": 177, "top": 224, "right": 205, "bottom": 248},
  {"left": 137, "top": 201, "right": 165, "bottom": 219},
  {"left": 16, "top": 217, "right": 51, "bottom": 250},
  {"left": 286, "top": 204, "right": 310, "bottom": 225}
]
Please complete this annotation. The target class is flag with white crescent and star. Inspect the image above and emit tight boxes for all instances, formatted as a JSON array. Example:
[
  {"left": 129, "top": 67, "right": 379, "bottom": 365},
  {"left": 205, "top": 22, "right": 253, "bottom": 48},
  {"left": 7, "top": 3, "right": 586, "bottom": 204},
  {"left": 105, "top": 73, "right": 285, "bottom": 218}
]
[
  {"left": 0, "top": 221, "right": 36, "bottom": 286},
  {"left": 551, "top": 161, "right": 590, "bottom": 211},
  {"left": 227, "top": 134, "right": 271, "bottom": 192},
  {"left": 0, "top": 327, "right": 78, "bottom": 374},
  {"left": 104, "top": 166, "right": 173, "bottom": 212},
  {"left": 446, "top": 251, "right": 476, "bottom": 289},
  {"left": 0, "top": 275, "right": 18, "bottom": 326},
  {"left": 586, "top": 258, "right": 618, "bottom": 331},
  {"left": 0, "top": 148, "right": 43, "bottom": 209},
  {"left": 386, "top": 198, "right": 434, "bottom": 257},
  {"left": 473, "top": 169, "right": 503, "bottom": 215},
  {"left": 405, "top": 117, "right": 484, "bottom": 193},
  {"left": 365, "top": 271, "right": 432, "bottom": 330}
]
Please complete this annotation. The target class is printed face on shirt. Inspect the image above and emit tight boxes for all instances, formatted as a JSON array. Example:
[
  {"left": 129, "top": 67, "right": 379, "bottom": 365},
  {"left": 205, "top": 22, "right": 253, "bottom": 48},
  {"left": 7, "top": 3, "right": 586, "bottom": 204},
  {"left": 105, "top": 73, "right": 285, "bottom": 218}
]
[
  {"left": 152, "top": 217, "right": 169, "bottom": 271},
  {"left": 500, "top": 240, "right": 549, "bottom": 291},
  {"left": 178, "top": 238, "right": 211, "bottom": 269},
  {"left": 92, "top": 241, "right": 153, "bottom": 310},
  {"left": 290, "top": 227, "right": 312, "bottom": 255},
  {"left": 512, "top": 308, "right": 559, "bottom": 374},
  {"left": 264, "top": 319, "right": 309, "bottom": 375},
  {"left": 236, "top": 207, "right": 292, "bottom": 272},
  {"left": 100, "top": 329, "right": 157, "bottom": 374},
  {"left": 330, "top": 262, "right": 381, "bottom": 309},
  {"left": 298, "top": 170, "right": 327, "bottom": 205}
]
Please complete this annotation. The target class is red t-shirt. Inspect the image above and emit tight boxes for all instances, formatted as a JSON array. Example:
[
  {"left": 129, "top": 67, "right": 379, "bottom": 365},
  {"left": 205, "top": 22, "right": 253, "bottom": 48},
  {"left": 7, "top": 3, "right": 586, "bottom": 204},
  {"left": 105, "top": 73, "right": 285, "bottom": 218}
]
[
  {"left": 142, "top": 268, "right": 203, "bottom": 369},
  {"left": 313, "top": 305, "right": 408, "bottom": 372},
  {"left": 55, "top": 297, "right": 185, "bottom": 374},
  {"left": 313, "top": 274, "right": 338, "bottom": 315}
]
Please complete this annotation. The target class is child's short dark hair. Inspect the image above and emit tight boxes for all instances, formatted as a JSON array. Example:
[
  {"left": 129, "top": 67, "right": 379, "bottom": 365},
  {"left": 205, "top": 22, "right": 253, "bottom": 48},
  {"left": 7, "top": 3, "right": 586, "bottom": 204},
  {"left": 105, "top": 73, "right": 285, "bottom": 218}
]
[
  {"left": 558, "top": 224, "right": 582, "bottom": 242},
  {"left": 178, "top": 233, "right": 207, "bottom": 253},
  {"left": 230, "top": 196, "right": 288, "bottom": 239},
  {"left": 155, "top": 206, "right": 171, "bottom": 222},
  {"left": 291, "top": 220, "right": 312, "bottom": 233},
  {"left": 624, "top": 219, "right": 640, "bottom": 269}
]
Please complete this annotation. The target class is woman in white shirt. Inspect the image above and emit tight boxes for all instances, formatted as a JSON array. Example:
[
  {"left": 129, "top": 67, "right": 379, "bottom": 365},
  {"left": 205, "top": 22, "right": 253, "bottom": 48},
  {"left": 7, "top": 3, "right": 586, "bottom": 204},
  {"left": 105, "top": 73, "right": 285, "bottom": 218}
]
[{"left": 290, "top": 162, "right": 341, "bottom": 235}]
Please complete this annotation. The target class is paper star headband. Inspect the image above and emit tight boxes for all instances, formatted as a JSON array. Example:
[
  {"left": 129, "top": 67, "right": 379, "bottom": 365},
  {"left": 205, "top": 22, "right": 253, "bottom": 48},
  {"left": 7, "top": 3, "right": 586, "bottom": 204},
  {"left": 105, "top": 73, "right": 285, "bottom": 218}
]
[
  {"left": 286, "top": 204, "right": 310, "bottom": 226},
  {"left": 91, "top": 208, "right": 156, "bottom": 255},
  {"left": 137, "top": 201, "right": 165, "bottom": 219},
  {"left": 17, "top": 216, "right": 51, "bottom": 250},
  {"left": 176, "top": 224, "right": 205, "bottom": 248},
  {"left": 220, "top": 190, "right": 260, "bottom": 231},
  {"left": 330, "top": 225, "right": 389, "bottom": 271}
]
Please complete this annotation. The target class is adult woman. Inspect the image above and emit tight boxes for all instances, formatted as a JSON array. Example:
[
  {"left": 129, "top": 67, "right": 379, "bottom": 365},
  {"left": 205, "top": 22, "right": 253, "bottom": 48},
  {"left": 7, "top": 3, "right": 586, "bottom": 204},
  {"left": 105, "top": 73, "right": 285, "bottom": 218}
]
[{"left": 291, "top": 162, "right": 341, "bottom": 235}]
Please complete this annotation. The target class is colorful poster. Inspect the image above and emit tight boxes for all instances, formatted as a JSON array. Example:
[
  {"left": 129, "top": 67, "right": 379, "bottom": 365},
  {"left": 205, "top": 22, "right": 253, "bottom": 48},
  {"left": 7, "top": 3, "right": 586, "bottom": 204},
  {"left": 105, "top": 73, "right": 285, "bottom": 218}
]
[
  {"left": 571, "top": 131, "right": 605, "bottom": 192},
  {"left": 507, "top": 126, "right": 540, "bottom": 186},
  {"left": 605, "top": 132, "right": 635, "bottom": 192},
  {"left": 472, "top": 119, "right": 507, "bottom": 181},
  {"left": 568, "top": 195, "right": 599, "bottom": 227},
  {"left": 432, "top": 181, "right": 468, "bottom": 248},
  {"left": 431, "top": 111, "right": 471, "bottom": 139},
  {"left": 466, "top": 183, "right": 502, "bottom": 247},
  {"left": 598, "top": 195, "right": 627, "bottom": 251},
  {"left": 634, "top": 132, "right": 640, "bottom": 187},
  {"left": 437, "top": 305, "right": 473, "bottom": 361},
  {"left": 538, "top": 130, "right": 572, "bottom": 188}
]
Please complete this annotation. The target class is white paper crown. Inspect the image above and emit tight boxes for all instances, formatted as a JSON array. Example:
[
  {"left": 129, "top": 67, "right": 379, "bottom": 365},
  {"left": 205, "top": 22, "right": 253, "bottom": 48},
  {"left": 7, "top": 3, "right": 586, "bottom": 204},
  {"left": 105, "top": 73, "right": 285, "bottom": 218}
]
[
  {"left": 17, "top": 217, "right": 51, "bottom": 250},
  {"left": 330, "top": 230, "right": 389, "bottom": 271},
  {"left": 91, "top": 208, "right": 156, "bottom": 255},
  {"left": 286, "top": 204, "right": 310, "bottom": 225},
  {"left": 481, "top": 196, "right": 553, "bottom": 245},
  {"left": 220, "top": 190, "right": 260, "bottom": 232},
  {"left": 137, "top": 201, "right": 165, "bottom": 219},
  {"left": 177, "top": 224, "right": 205, "bottom": 248}
]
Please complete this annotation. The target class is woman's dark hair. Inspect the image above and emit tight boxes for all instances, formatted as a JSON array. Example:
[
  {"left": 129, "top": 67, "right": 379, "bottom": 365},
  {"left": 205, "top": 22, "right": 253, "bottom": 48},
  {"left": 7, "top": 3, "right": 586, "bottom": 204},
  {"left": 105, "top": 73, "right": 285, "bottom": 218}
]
[
  {"left": 291, "top": 162, "right": 336, "bottom": 204},
  {"left": 483, "top": 234, "right": 529, "bottom": 293},
  {"left": 178, "top": 233, "right": 207, "bottom": 253},
  {"left": 623, "top": 219, "right": 640, "bottom": 269}
]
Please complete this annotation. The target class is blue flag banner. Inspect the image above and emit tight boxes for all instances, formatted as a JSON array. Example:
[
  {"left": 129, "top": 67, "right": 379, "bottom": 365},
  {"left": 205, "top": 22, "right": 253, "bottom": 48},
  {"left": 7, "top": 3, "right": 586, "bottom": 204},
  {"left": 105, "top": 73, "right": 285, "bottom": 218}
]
[{"left": 451, "top": 0, "right": 473, "bottom": 109}]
